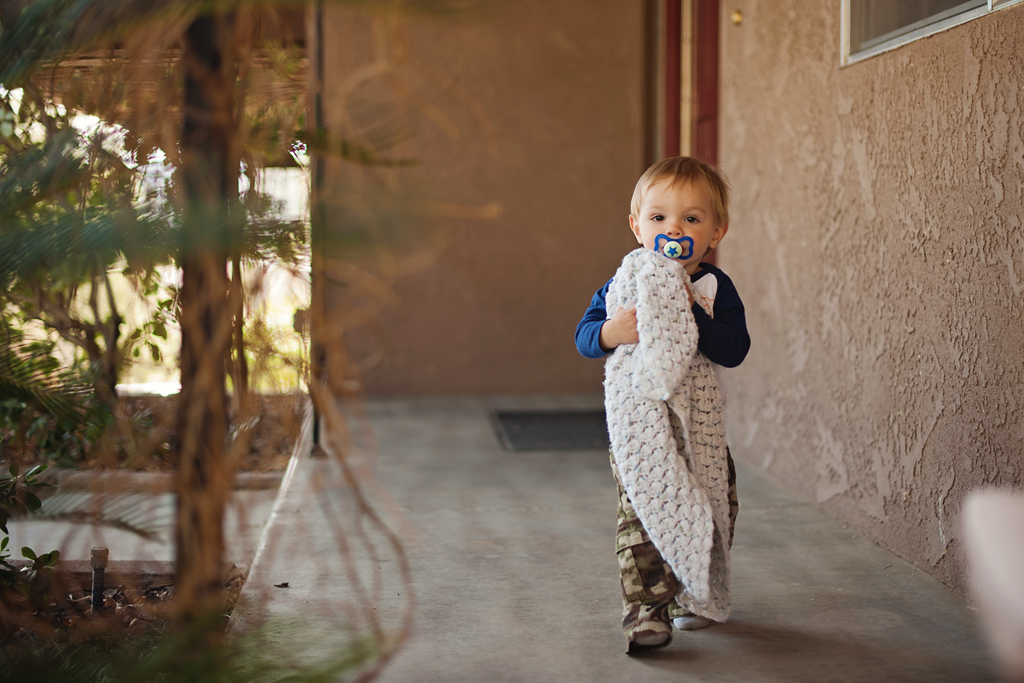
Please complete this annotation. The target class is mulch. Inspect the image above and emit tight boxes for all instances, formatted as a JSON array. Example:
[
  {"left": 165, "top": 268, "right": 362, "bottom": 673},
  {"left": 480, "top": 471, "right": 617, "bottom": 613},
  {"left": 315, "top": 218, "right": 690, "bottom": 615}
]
[{"left": 0, "top": 566, "right": 248, "bottom": 646}]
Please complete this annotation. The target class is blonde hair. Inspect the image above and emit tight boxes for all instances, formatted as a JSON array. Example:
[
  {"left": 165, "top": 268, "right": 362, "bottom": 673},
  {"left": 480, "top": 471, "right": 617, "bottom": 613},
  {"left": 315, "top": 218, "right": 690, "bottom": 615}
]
[{"left": 630, "top": 156, "right": 730, "bottom": 227}]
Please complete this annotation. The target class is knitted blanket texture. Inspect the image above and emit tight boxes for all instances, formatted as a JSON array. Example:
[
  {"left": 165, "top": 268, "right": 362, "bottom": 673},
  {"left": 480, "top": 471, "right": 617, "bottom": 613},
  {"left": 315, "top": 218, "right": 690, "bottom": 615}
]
[{"left": 604, "top": 248, "right": 733, "bottom": 622}]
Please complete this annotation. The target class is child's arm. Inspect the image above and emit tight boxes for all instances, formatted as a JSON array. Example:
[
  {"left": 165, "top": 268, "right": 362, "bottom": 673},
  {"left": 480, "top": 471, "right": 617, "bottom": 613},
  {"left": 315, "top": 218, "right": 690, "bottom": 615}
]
[
  {"left": 577, "top": 272, "right": 697, "bottom": 358},
  {"left": 599, "top": 307, "right": 639, "bottom": 350},
  {"left": 575, "top": 279, "right": 640, "bottom": 358},
  {"left": 692, "top": 272, "right": 749, "bottom": 368}
]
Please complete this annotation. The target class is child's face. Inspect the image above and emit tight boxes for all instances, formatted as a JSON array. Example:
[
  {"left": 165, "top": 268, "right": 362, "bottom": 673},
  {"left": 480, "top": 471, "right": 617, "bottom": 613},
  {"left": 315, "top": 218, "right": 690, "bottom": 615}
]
[{"left": 629, "top": 178, "right": 729, "bottom": 275}]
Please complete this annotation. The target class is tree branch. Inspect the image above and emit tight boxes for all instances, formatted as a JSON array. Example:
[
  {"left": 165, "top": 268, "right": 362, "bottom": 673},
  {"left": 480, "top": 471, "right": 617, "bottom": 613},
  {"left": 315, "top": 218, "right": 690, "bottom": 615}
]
[
  {"left": 100, "top": 266, "right": 123, "bottom": 394},
  {"left": 21, "top": 280, "right": 103, "bottom": 362}
]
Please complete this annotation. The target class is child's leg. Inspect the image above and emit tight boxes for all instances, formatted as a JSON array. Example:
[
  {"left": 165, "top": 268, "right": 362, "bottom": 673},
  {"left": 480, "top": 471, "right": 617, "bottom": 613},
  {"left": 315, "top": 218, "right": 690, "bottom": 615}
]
[{"left": 611, "top": 453, "right": 678, "bottom": 651}]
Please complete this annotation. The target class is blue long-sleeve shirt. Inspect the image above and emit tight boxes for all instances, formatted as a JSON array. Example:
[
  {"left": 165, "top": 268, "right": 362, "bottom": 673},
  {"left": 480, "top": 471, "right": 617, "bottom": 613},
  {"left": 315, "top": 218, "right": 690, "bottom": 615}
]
[{"left": 574, "top": 262, "right": 750, "bottom": 368}]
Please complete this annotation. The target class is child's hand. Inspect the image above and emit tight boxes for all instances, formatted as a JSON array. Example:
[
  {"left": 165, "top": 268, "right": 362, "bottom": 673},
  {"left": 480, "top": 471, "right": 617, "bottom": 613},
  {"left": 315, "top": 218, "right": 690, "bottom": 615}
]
[{"left": 600, "top": 307, "right": 639, "bottom": 351}]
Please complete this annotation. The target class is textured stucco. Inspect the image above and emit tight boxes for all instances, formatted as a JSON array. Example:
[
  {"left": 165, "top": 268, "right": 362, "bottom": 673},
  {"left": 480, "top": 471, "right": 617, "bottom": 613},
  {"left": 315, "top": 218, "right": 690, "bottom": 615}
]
[
  {"left": 316, "top": 1, "right": 643, "bottom": 393},
  {"left": 718, "top": 2, "right": 1024, "bottom": 594}
]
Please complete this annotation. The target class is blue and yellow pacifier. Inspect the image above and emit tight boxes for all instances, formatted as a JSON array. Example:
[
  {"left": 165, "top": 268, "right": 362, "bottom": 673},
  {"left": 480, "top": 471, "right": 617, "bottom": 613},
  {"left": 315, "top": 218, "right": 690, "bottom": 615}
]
[{"left": 654, "top": 234, "right": 694, "bottom": 261}]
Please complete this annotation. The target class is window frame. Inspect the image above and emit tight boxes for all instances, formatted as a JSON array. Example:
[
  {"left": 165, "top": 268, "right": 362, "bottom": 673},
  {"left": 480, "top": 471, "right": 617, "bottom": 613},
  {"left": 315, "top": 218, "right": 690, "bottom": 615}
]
[{"left": 841, "top": 0, "right": 1024, "bottom": 66}]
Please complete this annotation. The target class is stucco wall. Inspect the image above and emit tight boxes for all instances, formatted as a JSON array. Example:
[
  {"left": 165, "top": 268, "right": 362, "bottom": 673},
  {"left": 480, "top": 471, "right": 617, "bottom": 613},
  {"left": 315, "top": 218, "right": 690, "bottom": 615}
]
[
  {"left": 316, "top": 1, "right": 643, "bottom": 394},
  {"left": 718, "top": 2, "right": 1024, "bottom": 594}
]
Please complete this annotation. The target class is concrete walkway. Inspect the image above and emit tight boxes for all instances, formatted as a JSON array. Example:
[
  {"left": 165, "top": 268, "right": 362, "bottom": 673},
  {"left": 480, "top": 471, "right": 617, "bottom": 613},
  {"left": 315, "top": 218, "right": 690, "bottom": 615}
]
[
  {"left": 10, "top": 477, "right": 278, "bottom": 579},
  {"left": 231, "top": 395, "right": 1000, "bottom": 682}
]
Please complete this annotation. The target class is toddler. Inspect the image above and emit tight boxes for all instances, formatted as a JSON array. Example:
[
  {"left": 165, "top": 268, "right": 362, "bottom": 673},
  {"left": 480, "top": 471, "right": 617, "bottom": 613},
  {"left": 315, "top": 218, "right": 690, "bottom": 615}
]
[{"left": 575, "top": 156, "right": 749, "bottom": 654}]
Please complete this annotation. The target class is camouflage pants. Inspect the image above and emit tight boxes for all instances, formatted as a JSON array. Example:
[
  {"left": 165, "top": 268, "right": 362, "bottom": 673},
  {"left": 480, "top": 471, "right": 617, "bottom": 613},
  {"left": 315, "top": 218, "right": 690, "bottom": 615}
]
[{"left": 611, "top": 450, "right": 738, "bottom": 643}]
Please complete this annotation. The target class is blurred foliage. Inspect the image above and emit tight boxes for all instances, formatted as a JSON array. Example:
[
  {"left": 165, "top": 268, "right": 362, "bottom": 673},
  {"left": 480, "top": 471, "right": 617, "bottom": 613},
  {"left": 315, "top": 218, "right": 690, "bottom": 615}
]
[
  {"left": 240, "top": 311, "right": 308, "bottom": 394},
  {"left": 0, "top": 328, "right": 99, "bottom": 468},
  {"left": 0, "top": 75, "right": 309, "bottom": 406},
  {"left": 0, "top": 399, "right": 95, "bottom": 468},
  {"left": 0, "top": 82, "right": 169, "bottom": 408},
  {"left": 0, "top": 615, "right": 381, "bottom": 683},
  {"left": 0, "top": 0, "right": 316, "bottom": 434},
  {"left": 0, "top": 460, "right": 60, "bottom": 610},
  {"left": 0, "top": 332, "right": 88, "bottom": 428},
  {"left": 0, "top": 0, "right": 496, "bottom": 677},
  {"left": 0, "top": 0, "right": 491, "bottom": 422},
  {"left": 0, "top": 392, "right": 303, "bottom": 471}
]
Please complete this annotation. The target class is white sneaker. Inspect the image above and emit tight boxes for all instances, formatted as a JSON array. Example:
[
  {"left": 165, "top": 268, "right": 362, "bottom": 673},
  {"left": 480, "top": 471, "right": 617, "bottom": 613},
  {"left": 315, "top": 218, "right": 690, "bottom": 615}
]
[{"left": 672, "top": 615, "right": 711, "bottom": 630}]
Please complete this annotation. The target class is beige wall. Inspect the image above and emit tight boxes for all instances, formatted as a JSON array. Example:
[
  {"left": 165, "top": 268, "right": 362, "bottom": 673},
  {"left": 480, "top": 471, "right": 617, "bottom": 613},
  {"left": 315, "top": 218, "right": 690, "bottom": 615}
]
[
  {"left": 315, "top": 1, "right": 644, "bottom": 394},
  {"left": 718, "top": 2, "right": 1024, "bottom": 594}
]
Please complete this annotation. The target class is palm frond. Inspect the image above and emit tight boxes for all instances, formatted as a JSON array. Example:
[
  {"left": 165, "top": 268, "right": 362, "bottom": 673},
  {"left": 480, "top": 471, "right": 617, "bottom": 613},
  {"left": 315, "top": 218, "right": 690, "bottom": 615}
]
[
  {"left": 0, "top": 209, "right": 176, "bottom": 286},
  {"left": 0, "top": 342, "right": 88, "bottom": 427},
  {"left": 0, "top": 0, "right": 186, "bottom": 87}
]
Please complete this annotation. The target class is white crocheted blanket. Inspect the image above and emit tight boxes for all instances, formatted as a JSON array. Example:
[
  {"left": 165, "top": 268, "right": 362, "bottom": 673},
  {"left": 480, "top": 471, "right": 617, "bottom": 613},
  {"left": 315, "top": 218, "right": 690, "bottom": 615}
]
[{"left": 604, "top": 248, "right": 733, "bottom": 621}]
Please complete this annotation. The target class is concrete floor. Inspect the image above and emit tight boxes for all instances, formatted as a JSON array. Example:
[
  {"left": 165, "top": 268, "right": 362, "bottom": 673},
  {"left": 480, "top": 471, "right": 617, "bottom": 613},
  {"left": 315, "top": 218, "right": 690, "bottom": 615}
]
[{"left": 231, "top": 395, "right": 1001, "bottom": 682}]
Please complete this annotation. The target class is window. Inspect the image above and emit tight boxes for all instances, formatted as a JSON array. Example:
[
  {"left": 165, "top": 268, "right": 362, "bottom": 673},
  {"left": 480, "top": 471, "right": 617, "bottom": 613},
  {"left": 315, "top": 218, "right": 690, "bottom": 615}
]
[{"left": 842, "top": 0, "right": 1024, "bottom": 65}]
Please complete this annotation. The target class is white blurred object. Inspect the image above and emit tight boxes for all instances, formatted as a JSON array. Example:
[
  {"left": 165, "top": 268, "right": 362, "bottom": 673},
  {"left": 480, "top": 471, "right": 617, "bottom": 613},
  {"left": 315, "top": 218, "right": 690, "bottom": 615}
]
[
  {"left": 964, "top": 490, "right": 1024, "bottom": 682},
  {"left": 116, "top": 382, "right": 180, "bottom": 396}
]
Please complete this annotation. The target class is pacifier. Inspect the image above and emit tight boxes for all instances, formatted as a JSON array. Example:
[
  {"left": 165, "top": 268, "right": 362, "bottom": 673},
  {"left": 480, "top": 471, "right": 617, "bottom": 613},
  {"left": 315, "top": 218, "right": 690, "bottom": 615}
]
[{"left": 654, "top": 234, "right": 694, "bottom": 260}]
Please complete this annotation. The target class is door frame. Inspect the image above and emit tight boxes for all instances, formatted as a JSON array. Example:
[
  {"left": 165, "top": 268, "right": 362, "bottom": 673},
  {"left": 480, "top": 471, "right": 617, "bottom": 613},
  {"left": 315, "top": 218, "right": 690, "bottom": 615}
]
[{"left": 660, "top": 0, "right": 719, "bottom": 165}]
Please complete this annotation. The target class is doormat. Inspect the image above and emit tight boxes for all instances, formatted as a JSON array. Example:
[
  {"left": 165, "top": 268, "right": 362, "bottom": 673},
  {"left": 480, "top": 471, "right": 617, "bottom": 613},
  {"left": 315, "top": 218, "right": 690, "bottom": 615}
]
[{"left": 491, "top": 410, "right": 609, "bottom": 451}]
